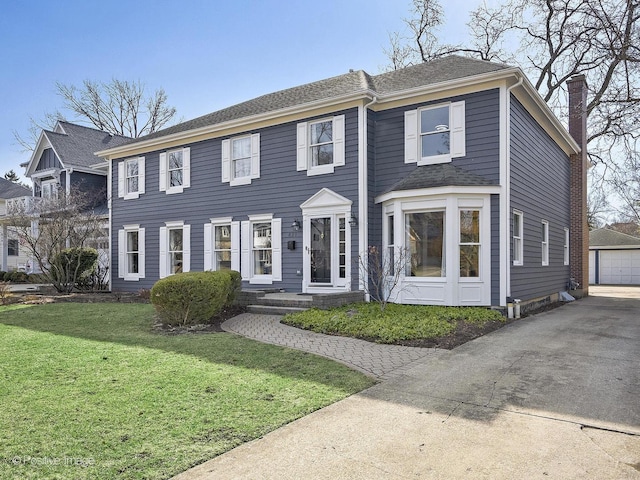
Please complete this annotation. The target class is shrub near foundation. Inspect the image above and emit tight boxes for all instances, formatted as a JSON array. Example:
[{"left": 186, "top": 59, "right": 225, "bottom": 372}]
[{"left": 151, "top": 271, "right": 232, "bottom": 326}]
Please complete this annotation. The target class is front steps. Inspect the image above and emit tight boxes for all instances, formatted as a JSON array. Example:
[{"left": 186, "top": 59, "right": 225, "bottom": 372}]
[{"left": 239, "top": 289, "right": 364, "bottom": 315}]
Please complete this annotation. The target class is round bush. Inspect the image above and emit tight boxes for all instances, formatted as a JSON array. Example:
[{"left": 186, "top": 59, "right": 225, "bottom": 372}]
[{"left": 151, "top": 271, "right": 233, "bottom": 326}]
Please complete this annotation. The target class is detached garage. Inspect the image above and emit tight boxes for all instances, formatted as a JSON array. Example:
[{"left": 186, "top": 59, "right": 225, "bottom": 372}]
[{"left": 589, "top": 228, "right": 640, "bottom": 285}]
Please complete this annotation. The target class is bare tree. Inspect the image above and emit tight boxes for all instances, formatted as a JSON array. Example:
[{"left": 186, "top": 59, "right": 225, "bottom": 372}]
[
  {"left": 358, "top": 245, "right": 412, "bottom": 310},
  {"left": 14, "top": 79, "right": 177, "bottom": 151},
  {"left": 3, "top": 188, "right": 107, "bottom": 293}
]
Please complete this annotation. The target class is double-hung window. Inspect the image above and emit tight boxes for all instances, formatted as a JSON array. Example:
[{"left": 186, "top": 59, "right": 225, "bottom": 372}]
[
  {"left": 241, "top": 215, "right": 282, "bottom": 284},
  {"left": 541, "top": 220, "right": 549, "bottom": 266},
  {"left": 564, "top": 228, "right": 570, "bottom": 266},
  {"left": 204, "top": 218, "right": 240, "bottom": 271},
  {"left": 221, "top": 134, "right": 260, "bottom": 186},
  {"left": 297, "top": 115, "right": 345, "bottom": 175},
  {"left": 159, "top": 221, "right": 191, "bottom": 278},
  {"left": 7, "top": 239, "right": 18, "bottom": 256},
  {"left": 41, "top": 180, "right": 57, "bottom": 199},
  {"left": 117, "top": 157, "right": 145, "bottom": 199},
  {"left": 513, "top": 210, "right": 523, "bottom": 266},
  {"left": 159, "top": 147, "right": 190, "bottom": 194},
  {"left": 459, "top": 210, "right": 480, "bottom": 278},
  {"left": 405, "top": 101, "right": 466, "bottom": 165},
  {"left": 118, "top": 225, "right": 145, "bottom": 281}
]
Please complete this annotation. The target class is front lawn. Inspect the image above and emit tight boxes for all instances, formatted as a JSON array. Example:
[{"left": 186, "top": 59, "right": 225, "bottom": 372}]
[
  {"left": 0, "top": 303, "right": 373, "bottom": 479},
  {"left": 282, "top": 302, "right": 505, "bottom": 346}
]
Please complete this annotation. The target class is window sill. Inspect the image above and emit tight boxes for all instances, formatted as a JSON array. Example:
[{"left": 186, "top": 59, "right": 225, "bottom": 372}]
[
  {"left": 417, "top": 155, "right": 452, "bottom": 166},
  {"left": 307, "top": 164, "right": 335, "bottom": 176},
  {"left": 165, "top": 186, "right": 184, "bottom": 195},
  {"left": 124, "top": 275, "right": 143, "bottom": 281},
  {"left": 124, "top": 192, "right": 140, "bottom": 200},
  {"left": 249, "top": 276, "right": 273, "bottom": 285},
  {"left": 230, "top": 177, "right": 252, "bottom": 186}
]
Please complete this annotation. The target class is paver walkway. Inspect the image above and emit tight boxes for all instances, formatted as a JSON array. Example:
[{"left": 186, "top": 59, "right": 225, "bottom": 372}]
[{"left": 222, "top": 313, "right": 441, "bottom": 379}]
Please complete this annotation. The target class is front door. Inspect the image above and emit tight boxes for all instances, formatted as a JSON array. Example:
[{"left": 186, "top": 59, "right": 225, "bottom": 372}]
[
  {"left": 303, "top": 213, "right": 350, "bottom": 293},
  {"left": 310, "top": 217, "right": 332, "bottom": 283}
]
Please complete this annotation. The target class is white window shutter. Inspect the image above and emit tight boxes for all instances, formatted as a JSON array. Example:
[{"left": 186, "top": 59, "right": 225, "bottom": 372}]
[
  {"left": 450, "top": 101, "right": 466, "bottom": 158},
  {"left": 241, "top": 221, "right": 250, "bottom": 280},
  {"left": 296, "top": 122, "right": 308, "bottom": 171},
  {"left": 203, "top": 223, "right": 213, "bottom": 271},
  {"left": 333, "top": 115, "right": 345, "bottom": 167},
  {"left": 183, "top": 224, "right": 191, "bottom": 272},
  {"left": 271, "top": 218, "right": 282, "bottom": 281},
  {"left": 118, "top": 162, "right": 125, "bottom": 198},
  {"left": 250, "top": 133, "right": 260, "bottom": 179},
  {"left": 159, "top": 153, "right": 167, "bottom": 191},
  {"left": 118, "top": 229, "right": 125, "bottom": 278},
  {"left": 182, "top": 147, "right": 191, "bottom": 188},
  {"left": 138, "top": 157, "right": 145, "bottom": 194},
  {"left": 404, "top": 110, "right": 418, "bottom": 164},
  {"left": 138, "top": 228, "right": 146, "bottom": 278},
  {"left": 221, "top": 139, "right": 231, "bottom": 183},
  {"left": 159, "top": 226, "right": 168, "bottom": 278},
  {"left": 231, "top": 221, "right": 240, "bottom": 272}
]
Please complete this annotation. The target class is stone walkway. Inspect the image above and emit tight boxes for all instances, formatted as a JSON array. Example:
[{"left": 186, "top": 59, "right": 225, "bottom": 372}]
[{"left": 222, "top": 313, "right": 443, "bottom": 380}]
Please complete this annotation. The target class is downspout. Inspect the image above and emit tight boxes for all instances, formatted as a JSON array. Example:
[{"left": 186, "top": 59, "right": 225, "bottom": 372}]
[
  {"left": 501, "top": 75, "right": 524, "bottom": 305},
  {"left": 359, "top": 95, "right": 377, "bottom": 299}
]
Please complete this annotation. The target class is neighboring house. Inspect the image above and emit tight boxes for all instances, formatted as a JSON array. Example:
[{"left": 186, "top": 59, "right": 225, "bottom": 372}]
[
  {"left": 589, "top": 228, "right": 640, "bottom": 285},
  {"left": 0, "top": 177, "right": 32, "bottom": 271},
  {"left": 20, "top": 121, "right": 131, "bottom": 270},
  {"left": 97, "top": 55, "right": 588, "bottom": 308}
]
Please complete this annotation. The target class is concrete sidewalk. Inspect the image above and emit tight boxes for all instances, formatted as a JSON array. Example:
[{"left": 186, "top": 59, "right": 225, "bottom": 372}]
[{"left": 175, "top": 287, "right": 640, "bottom": 479}]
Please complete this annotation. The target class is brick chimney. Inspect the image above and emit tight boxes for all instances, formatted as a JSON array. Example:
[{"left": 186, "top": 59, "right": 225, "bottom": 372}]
[{"left": 567, "top": 75, "right": 589, "bottom": 296}]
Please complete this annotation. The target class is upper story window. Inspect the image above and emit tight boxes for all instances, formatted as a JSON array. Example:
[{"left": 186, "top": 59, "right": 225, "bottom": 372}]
[
  {"left": 41, "top": 180, "right": 57, "bottom": 199},
  {"left": 222, "top": 134, "right": 260, "bottom": 186},
  {"left": 117, "top": 157, "right": 145, "bottom": 199},
  {"left": 117, "top": 224, "right": 145, "bottom": 281},
  {"left": 513, "top": 210, "right": 523, "bottom": 266},
  {"left": 297, "top": 114, "right": 345, "bottom": 176},
  {"left": 405, "top": 101, "right": 466, "bottom": 165},
  {"left": 160, "top": 147, "right": 190, "bottom": 194},
  {"left": 541, "top": 220, "right": 549, "bottom": 266}
]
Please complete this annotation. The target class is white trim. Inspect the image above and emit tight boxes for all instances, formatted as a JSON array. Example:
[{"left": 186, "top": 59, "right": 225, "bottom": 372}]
[
  {"left": 499, "top": 84, "right": 510, "bottom": 305},
  {"left": 296, "top": 115, "right": 345, "bottom": 176},
  {"left": 564, "top": 227, "right": 570, "bottom": 266},
  {"left": 118, "top": 224, "right": 145, "bottom": 281},
  {"left": 223, "top": 134, "right": 261, "bottom": 186},
  {"left": 375, "top": 185, "right": 501, "bottom": 204},
  {"left": 541, "top": 220, "right": 549, "bottom": 266},
  {"left": 512, "top": 210, "right": 524, "bottom": 266},
  {"left": 248, "top": 213, "right": 274, "bottom": 222}
]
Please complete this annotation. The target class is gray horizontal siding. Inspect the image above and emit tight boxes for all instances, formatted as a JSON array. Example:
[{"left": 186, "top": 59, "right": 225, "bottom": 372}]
[
  {"left": 111, "top": 108, "right": 360, "bottom": 292},
  {"left": 510, "top": 96, "right": 571, "bottom": 300}
]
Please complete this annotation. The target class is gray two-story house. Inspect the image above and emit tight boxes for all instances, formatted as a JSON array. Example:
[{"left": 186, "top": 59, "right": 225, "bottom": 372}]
[{"left": 98, "top": 56, "right": 588, "bottom": 308}]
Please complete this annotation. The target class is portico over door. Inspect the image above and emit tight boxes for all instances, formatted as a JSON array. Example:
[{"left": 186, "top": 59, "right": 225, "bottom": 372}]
[{"left": 300, "top": 188, "right": 353, "bottom": 293}]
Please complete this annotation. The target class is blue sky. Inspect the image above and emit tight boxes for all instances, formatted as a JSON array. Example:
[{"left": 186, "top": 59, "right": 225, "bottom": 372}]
[{"left": 0, "top": 0, "right": 485, "bottom": 180}]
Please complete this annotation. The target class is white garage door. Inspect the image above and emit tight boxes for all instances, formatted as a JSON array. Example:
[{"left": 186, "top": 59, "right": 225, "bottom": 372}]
[{"left": 599, "top": 250, "right": 640, "bottom": 285}]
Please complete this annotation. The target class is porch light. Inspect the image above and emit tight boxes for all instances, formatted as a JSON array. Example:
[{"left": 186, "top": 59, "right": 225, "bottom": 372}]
[
  {"left": 291, "top": 219, "right": 301, "bottom": 231},
  {"left": 349, "top": 214, "right": 358, "bottom": 227}
]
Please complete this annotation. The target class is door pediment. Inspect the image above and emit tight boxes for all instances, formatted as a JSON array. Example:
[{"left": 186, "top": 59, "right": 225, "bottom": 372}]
[{"left": 300, "top": 188, "right": 352, "bottom": 212}]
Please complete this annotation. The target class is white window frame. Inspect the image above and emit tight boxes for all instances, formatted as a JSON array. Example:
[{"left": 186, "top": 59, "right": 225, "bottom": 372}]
[
  {"left": 159, "top": 221, "right": 191, "bottom": 278},
  {"left": 459, "top": 209, "right": 481, "bottom": 278},
  {"left": 118, "top": 156, "right": 145, "bottom": 199},
  {"left": 159, "top": 147, "right": 191, "bottom": 194},
  {"left": 41, "top": 180, "right": 57, "bottom": 199},
  {"left": 118, "top": 224, "right": 145, "bottom": 281},
  {"left": 513, "top": 210, "right": 523, "bottom": 266},
  {"left": 541, "top": 220, "right": 549, "bottom": 266},
  {"left": 7, "top": 238, "right": 19, "bottom": 257},
  {"left": 405, "top": 101, "right": 466, "bottom": 165},
  {"left": 204, "top": 217, "right": 240, "bottom": 271},
  {"left": 221, "top": 134, "right": 260, "bottom": 186},
  {"left": 564, "top": 227, "right": 570, "bottom": 266},
  {"left": 241, "top": 214, "right": 282, "bottom": 284},
  {"left": 296, "top": 114, "right": 345, "bottom": 176}
]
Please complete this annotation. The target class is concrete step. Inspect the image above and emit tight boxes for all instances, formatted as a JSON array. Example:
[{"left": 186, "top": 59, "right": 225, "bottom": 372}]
[
  {"left": 246, "top": 305, "right": 309, "bottom": 315},
  {"left": 254, "top": 293, "right": 314, "bottom": 308}
]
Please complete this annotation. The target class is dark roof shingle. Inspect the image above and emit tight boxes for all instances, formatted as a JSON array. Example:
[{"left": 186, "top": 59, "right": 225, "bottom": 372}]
[
  {"left": 589, "top": 228, "right": 640, "bottom": 247},
  {"left": 385, "top": 164, "right": 497, "bottom": 193},
  {"left": 0, "top": 177, "right": 31, "bottom": 199}
]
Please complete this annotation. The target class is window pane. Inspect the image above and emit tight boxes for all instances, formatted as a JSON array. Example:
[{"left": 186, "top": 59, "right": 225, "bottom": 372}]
[
  {"left": 232, "top": 137, "right": 251, "bottom": 159},
  {"left": 406, "top": 212, "right": 445, "bottom": 277},
  {"left": 168, "top": 151, "right": 183, "bottom": 169},
  {"left": 214, "top": 225, "right": 231, "bottom": 249},
  {"left": 253, "top": 250, "right": 272, "bottom": 275},
  {"left": 170, "top": 169, "right": 183, "bottom": 187},
  {"left": 421, "top": 132, "right": 450, "bottom": 157},
  {"left": 253, "top": 223, "right": 271, "bottom": 248},
  {"left": 513, "top": 213, "right": 521, "bottom": 234},
  {"left": 127, "top": 231, "right": 138, "bottom": 252},
  {"left": 460, "top": 245, "right": 480, "bottom": 277},
  {"left": 311, "top": 144, "right": 334, "bottom": 166},
  {"left": 127, "top": 176, "right": 138, "bottom": 193},
  {"left": 128, "top": 253, "right": 139, "bottom": 274},
  {"left": 460, "top": 210, "right": 480, "bottom": 243},
  {"left": 421, "top": 106, "right": 449, "bottom": 133},
  {"left": 215, "top": 251, "right": 231, "bottom": 270},
  {"left": 127, "top": 160, "right": 138, "bottom": 177},
  {"left": 171, "top": 252, "right": 183, "bottom": 274},
  {"left": 388, "top": 215, "right": 394, "bottom": 244},
  {"left": 310, "top": 121, "right": 332, "bottom": 144},
  {"left": 233, "top": 158, "right": 251, "bottom": 178},
  {"left": 169, "top": 229, "right": 183, "bottom": 251}
]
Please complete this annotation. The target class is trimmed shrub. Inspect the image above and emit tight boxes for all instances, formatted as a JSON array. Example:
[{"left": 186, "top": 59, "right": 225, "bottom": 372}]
[
  {"left": 226, "top": 270, "right": 242, "bottom": 305},
  {"left": 27, "top": 273, "right": 47, "bottom": 284},
  {"left": 151, "top": 271, "right": 233, "bottom": 326},
  {"left": 8, "top": 271, "right": 28, "bottom": 283},
  {"left": 0, "top": 272, "right": 6, "bottom": 281}
]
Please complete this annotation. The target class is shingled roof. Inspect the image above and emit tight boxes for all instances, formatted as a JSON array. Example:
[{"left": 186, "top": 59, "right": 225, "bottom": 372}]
[
  {"left": 385, "top": 164, "right": 498, "bottom": 193},
  {"left": 126, "top": 56, "right": 510, "bottom": 144},
  {"left": 44, "top": 122, "right": 130, "bottom": 169},
  {"left": 589, "top": 228, "right": 640, "bottom": 247},
  {"left": 0, "top": 177, "right": 30, "bottom": 199}
]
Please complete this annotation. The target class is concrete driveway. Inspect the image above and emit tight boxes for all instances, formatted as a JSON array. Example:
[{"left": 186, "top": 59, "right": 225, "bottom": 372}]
[{"left": 175, "top": 286, "right": 640, "bottom": 479}]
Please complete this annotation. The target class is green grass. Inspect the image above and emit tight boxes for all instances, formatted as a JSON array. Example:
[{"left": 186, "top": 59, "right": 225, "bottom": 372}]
[
  {"left": 282, "top": 302, "right": 504, "bottom": 343},
  {"left": 0, "top": 303, "right": 373, "bottom": 479}
]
